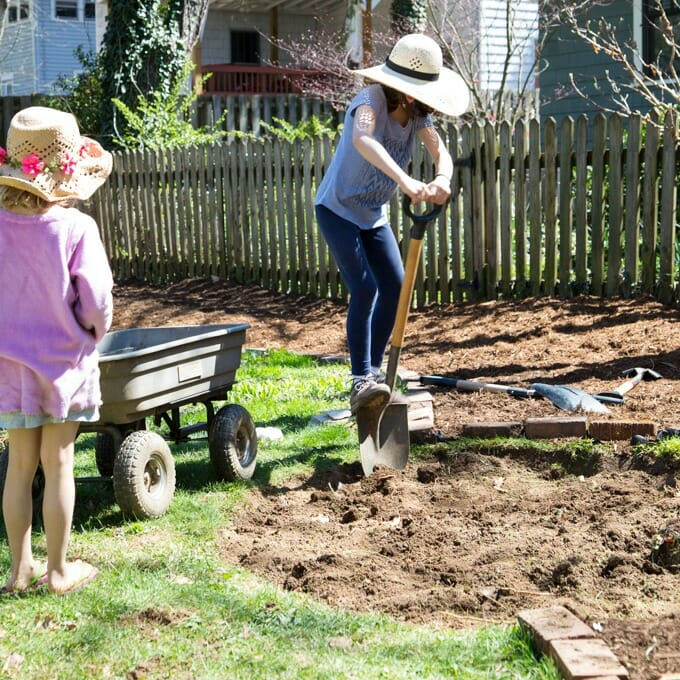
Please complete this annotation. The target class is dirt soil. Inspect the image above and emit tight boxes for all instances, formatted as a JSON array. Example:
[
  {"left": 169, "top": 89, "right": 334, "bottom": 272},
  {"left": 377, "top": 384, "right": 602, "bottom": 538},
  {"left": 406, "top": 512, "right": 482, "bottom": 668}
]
[{"left": 113, "top": 278, "right": 680, "bottom": 680}]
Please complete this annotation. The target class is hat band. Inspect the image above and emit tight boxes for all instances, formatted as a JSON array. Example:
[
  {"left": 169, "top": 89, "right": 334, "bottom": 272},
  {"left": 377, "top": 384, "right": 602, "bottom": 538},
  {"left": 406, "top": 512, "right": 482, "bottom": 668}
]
[{"left": 385, "top": 57, "right": 439, "bottom": 82}]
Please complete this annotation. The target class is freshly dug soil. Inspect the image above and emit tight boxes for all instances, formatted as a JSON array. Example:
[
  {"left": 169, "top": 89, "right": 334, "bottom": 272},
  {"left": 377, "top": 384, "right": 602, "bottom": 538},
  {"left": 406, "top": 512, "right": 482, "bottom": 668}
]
[{"left": 113, "top": 277, "right": 680, "bottom": 680}]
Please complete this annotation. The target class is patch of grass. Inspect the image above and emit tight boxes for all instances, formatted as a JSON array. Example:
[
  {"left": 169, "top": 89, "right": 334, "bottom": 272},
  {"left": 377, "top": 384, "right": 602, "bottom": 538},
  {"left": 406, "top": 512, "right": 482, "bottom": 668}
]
[
  {"left": 416, "top": 436, "right": 607, "bottom": 476},
  {"left": 0, "top": 349, "right": 559, "bottom": 679},
  {"left": 633, "top": 436, "right": 680, "bottom": 461}
]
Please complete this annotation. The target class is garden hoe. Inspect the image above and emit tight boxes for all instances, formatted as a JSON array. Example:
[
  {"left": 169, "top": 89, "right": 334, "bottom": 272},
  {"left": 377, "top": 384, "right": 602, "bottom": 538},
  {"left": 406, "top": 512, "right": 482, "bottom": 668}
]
[{"left": 357, "top": 197, "right": 443, "bottom": 476}]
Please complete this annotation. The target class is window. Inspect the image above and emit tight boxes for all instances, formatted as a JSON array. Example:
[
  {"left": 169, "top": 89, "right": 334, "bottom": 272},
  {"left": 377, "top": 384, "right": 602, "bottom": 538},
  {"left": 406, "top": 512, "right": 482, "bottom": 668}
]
[
  {"left": 55, "top": 0, "right": 78, "bottom": 19},
  {"left": 231, "top": 30, "right": 260, "bottom": 64},
  {"left": 7, "top": 0, "right": 29, "bottom": 22},
  {"left": 0, "top": 76, "right": 13, "bottom": 96},
  {"left": 84, "top": 0, "right": 94, "bottom": 19},
  {"left": 643, "top": 0, "right": 680, "bottom": 76}
]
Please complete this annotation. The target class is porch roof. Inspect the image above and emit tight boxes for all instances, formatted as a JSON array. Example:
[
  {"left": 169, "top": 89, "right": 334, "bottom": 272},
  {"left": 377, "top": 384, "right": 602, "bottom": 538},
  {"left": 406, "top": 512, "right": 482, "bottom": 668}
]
[{"left": 208, "top": 0, "right": 345, "bottom": 14}]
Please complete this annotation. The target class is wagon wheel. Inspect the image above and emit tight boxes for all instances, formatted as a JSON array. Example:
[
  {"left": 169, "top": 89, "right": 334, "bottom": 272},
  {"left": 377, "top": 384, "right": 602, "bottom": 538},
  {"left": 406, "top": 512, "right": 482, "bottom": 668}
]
[
  {"left": 94, "top": 421, "right": 144, "bottom": 477},
  {"left": 209, "top": 404, "right": 257, "bottom": 481},
  {"left": 0, "top": 445, "right": 45, "bottom": 527},
  {"left": 95, "top": 431, "right": 122, "bottom": 477},
  {"left": 113, "top": 431, "right": 175, "bottom": 519}
]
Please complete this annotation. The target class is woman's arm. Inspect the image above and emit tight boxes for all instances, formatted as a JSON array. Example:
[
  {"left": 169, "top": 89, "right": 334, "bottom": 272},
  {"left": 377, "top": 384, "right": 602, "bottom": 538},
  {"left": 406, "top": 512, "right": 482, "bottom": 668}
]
[
  {"left": 418, "top": 125, "right": 453, "bottom": 205},
  {"left": 352, "top": 104, "right": 430, "bottom": 203}
]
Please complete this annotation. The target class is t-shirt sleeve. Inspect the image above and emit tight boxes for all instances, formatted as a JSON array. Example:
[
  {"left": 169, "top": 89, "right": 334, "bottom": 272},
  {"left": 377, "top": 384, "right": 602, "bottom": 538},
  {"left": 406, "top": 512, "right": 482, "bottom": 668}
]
[{"left": 416, "top": 112, "right": 434, "bottom": 131}]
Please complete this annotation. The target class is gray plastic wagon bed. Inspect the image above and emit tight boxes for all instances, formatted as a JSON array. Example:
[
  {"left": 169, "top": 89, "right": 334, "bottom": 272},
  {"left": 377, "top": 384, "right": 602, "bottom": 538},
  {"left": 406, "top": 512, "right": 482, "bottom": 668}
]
[{"left": 81, "top": 323, "right": 258, "bottom": 518}]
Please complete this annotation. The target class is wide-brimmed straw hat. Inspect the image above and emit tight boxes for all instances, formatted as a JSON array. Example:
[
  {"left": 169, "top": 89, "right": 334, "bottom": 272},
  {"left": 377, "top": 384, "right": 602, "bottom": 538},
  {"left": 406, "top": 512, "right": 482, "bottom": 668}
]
[
  {"left": 352, "top": 33, "right": 470, "bottom": 117},
  {"left": 0, "top": 106, "right": 112, "bottom": 201}
]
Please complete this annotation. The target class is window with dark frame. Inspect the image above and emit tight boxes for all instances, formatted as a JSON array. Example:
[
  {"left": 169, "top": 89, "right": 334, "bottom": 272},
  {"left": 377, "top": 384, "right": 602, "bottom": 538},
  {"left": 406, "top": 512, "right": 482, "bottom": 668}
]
[
  {"left": 7, "top": 0, "right": 29, "bottom": 22},
  {"left": 643, "top": 0, "right": 680, "bottom": 76},
  {"left": 55, "top": 0, "right": 78, "bottom": 19},
  {"left": 230, "top": 30, "right": 260, "bottom": 64},
  {"left": 84, "top": 1, "right": 95, "bottom": 19}
]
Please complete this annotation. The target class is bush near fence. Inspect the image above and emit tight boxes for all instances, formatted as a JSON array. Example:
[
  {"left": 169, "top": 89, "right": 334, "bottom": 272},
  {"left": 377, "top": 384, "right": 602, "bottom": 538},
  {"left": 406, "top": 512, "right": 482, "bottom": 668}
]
[{"left": 88, "top": 110, "right": 679, "bottom": 309}]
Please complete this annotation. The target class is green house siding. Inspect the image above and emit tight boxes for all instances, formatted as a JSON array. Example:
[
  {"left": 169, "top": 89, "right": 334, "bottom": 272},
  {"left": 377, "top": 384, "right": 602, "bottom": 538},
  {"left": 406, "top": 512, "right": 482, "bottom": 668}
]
[{"left": 540, "top": 0, "right": 650, "bottom": 125}]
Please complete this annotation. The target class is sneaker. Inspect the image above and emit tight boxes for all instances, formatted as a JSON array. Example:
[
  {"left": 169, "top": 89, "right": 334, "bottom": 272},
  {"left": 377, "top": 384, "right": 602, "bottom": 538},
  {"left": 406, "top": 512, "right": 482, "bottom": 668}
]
[
  {"left": 350, "top": 376, "right": 391, "bottom": 414},
  {"left": 371, "top": 370, "right": 387, "bottom": 384}
]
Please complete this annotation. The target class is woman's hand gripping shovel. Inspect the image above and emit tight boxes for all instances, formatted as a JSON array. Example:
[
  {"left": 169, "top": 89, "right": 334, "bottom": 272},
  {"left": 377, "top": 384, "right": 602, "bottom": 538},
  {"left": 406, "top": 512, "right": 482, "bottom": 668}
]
[{"left": 356, "top": 196, "right": 444, "bottom": 476}]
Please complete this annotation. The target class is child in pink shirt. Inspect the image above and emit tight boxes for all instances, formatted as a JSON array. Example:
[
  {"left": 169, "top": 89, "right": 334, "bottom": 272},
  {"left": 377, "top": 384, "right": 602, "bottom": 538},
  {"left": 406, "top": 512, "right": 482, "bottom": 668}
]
[{"left": 0, "top": 106, "right": 113, "bottom": 595}]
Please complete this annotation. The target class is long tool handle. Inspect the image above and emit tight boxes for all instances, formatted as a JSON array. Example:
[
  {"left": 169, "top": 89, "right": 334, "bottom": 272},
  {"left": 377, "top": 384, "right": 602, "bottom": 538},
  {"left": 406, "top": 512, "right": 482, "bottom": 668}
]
[
  {"left": 385, "top": 238, "right": 423, "bottom": 389},
  {"left": 384, "top": 198, "right": 443, "bottom": 389},
  {"left": 419, "top": 375, "right": 536, "bottom": 399}
]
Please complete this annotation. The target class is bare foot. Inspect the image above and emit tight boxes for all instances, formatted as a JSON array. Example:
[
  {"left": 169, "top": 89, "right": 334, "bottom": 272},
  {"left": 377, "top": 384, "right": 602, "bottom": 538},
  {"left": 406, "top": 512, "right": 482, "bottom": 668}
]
[
  {"left": 49, "top": 560, "right": 99, "bottom": 595},
  {"left": 1, "top": 562, "right": 47, "bottom": 594}
]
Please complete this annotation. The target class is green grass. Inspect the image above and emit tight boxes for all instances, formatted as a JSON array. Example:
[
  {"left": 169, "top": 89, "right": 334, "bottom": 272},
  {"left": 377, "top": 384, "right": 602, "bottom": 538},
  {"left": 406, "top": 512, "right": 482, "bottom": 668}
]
[{"left": 0, "top": 349, "right": 560, "bottom": 679}]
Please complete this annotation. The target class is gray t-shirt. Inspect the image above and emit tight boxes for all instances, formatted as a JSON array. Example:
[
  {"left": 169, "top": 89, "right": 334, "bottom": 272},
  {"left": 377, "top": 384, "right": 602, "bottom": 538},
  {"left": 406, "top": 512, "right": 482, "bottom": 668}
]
[{"left": 315, "top": 83, "right": 432, "bottom": 230}]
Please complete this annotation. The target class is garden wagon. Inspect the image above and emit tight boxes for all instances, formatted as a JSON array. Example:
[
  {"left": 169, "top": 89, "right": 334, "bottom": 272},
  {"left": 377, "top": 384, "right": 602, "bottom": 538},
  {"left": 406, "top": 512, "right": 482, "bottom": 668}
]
[{"left": 0, "top": 323, "right": 258, "bottom": 521}]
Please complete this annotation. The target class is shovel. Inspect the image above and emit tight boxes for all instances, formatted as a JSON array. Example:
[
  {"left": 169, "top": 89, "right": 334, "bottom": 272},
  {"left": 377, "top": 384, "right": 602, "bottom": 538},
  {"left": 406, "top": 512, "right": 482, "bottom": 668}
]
[
  {"left": 357, "top": 197, "right": 443, "bottom": 476},
  {"left": 530, "top": 383, "right": 611, "bottom": 414},
  {"left": 419, "top": 374, "right": 621, "bottom": 408}
]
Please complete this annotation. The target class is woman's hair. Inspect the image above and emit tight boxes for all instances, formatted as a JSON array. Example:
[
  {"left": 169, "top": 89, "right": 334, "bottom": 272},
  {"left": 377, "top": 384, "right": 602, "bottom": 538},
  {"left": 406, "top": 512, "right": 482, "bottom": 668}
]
[
  {"left": 381, "top": 84, "right": 406, "bottom": 113},
  {"left": 0, "top": 185, "right": 73, "bottom": 214},
  {"left": 379, "top": 84, "right": 433, "bottom": 117}
]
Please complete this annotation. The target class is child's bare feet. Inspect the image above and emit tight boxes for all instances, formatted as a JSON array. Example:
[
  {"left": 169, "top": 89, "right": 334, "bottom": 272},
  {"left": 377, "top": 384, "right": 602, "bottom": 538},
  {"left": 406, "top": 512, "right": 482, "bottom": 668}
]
[
  {"left": 49, "top": 560, "right": 99, "bottom": 595},
  {"left": 0, "top": 562, "right": 47, "bottom": 594}
]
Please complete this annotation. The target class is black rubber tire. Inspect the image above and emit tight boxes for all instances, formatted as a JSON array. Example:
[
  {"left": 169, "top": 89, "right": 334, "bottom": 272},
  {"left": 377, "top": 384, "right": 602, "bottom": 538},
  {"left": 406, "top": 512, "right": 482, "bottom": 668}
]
[
  {"left": 209, "top": 404, "right": 257, "bottom": 481},
  {"left": 94, "top": 431, "right": 121, "bottom": 477},
  {"left": 0, "top": 445, "right": 44, "bottom": 526},
  {"left": 112, "top": 431, "right": 175, "bottom": 519}
]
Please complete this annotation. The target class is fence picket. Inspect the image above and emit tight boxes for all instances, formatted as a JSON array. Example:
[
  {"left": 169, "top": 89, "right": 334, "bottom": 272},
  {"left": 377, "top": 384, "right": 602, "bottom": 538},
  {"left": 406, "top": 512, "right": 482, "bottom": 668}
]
[
  {"left": 558, "top": 116, "right": 574, "bottom": 298},
  {"left": 607, "top": 114, "right": 624, "bottom": 297},
  {"left": 623, "top": 115, "right": 642, "bottom": 297},
  {"left": 544, "top": 118, "right": 558, "bottom": 295},
  {"left": 574, "top": 116, "right": 588, "bottom": 295},
  {"left": 659, "top": 116, "right": 678, "bottom": 304},
  {"left": 590, "top": 114, "right": 607, "bottom": 295}
]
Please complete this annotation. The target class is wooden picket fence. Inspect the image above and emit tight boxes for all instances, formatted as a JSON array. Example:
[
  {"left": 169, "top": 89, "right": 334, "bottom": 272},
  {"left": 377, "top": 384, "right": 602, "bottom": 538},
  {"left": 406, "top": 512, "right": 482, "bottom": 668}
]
[{"left": 89, "top": 111, "right": 680, "bottom": 307}]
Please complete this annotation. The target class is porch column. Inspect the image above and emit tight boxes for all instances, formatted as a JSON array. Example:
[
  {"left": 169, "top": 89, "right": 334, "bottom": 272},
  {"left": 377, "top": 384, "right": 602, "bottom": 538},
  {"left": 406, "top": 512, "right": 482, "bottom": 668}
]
[{"left": 270, "top": 7, "right": 279, "bottom": 65}]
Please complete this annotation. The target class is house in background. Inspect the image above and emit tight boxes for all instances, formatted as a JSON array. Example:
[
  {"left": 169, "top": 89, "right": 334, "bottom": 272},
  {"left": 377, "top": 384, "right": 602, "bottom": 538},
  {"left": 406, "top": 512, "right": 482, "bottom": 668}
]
[
  {"left": 0, "top": 0, "right": 98, "bottom": 95},
  {"left": 0, "top": 0, "right": 538, "bottom": 103},
  {"left": 478, "top": 0, "right": 538, "bottom": 92},
  {"left": 196, "top": 0, "right": 391, "bottom": 95},
  {"left": 538, "top": 0, "right": 675, "bottom": 125}
]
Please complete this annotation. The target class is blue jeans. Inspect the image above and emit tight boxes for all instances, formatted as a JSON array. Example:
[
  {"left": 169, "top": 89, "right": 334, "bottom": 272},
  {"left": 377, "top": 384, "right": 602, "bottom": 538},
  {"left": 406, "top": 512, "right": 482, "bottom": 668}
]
[{"left": 316, "top": 205, "right": 404, "bottom": 377}]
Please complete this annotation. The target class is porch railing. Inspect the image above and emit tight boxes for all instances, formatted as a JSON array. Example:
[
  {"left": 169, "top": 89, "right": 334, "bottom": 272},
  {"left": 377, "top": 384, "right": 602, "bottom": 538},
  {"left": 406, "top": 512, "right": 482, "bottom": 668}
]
[{"left": 199, "top": 65, "right": 318, "bottom": 96}]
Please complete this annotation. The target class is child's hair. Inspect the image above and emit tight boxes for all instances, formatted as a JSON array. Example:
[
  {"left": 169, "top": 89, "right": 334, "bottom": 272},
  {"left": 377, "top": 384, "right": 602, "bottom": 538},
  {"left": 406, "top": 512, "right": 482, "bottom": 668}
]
[
  {"left": 0, "top": 185, "right": 74, "bottom": 214},
  {"left": 0, "top": 185, "right": 50, "bottom": 214}
]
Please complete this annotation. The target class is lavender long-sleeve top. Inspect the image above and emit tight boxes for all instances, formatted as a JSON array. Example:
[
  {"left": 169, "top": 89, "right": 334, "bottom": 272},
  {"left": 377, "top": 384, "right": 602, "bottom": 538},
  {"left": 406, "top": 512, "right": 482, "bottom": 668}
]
[{"left": 0, "top": 205, "right": 113, "bottom": 422}]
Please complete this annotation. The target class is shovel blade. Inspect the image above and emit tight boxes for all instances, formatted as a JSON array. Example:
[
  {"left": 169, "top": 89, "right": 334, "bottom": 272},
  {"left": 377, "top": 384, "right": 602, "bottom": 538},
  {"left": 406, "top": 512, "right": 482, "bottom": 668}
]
[
  {"left": 530, "top": 383, "right": 611, "bottom": 414},
  {"left": 357, "top": 400, "right": 410, "bottom": 476}
]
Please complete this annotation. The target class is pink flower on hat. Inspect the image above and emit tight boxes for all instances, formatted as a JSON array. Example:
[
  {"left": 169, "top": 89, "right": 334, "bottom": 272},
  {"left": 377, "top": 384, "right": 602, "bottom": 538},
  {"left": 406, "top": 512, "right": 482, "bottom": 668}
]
[
  {"left": 61, "top": 152, "right": 78, "bottom": 176},
  {"left": 21, "top": 153, "right": 44, "bottom": 176},
  {"left": 0, "top": 147, "right": 6, "bottom": 164}
]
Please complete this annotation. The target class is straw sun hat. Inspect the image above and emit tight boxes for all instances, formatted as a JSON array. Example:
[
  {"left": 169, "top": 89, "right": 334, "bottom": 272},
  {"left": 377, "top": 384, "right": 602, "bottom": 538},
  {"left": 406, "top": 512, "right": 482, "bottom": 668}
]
[
  {"left": 0, "top": 106, "right": 112, "bottom": 201},
  {"left": 352, "top": 33, "right": 470, "bottom": 117}
]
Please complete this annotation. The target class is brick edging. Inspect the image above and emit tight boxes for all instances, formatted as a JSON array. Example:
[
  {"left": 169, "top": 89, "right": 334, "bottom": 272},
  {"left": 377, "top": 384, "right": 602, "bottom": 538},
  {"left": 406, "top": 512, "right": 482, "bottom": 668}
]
[{"left": 518, "top": 606, "right": 629, "bottom": 679}]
